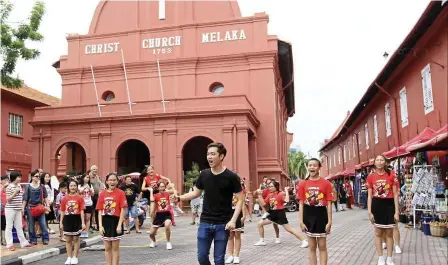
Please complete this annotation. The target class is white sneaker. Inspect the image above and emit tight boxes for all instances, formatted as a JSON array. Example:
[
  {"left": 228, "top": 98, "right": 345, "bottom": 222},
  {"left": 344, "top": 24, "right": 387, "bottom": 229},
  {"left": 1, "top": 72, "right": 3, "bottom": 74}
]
[
  {"left": 395, "top": 245, "right": 402, "bottom": 254},
  {"left": 386, "top": 257, "right": 395, "bottom": 265},
  {"left": 65, "top": 257, "right": 72, "bottom": 265},
  {"left": 149, "top": 241, "right": 156, "bottom": 248},
  {"left": 166, "top": 242, "right": 172, "bottom": 250},
  {"left": 377, "top": 256, "right": 386, "bottom": 265},
  {"left": 300, "top": 240, "right": 309, "bottom": 248},
  {"left": 261, "top": 212, "right": 270, "bottom": 219},
  {"left": 274, "top": 238, "right": 281, "bottom": 244},
  {"left": 71, "top": 257, "right": 79, "bottom": 265},
  {"left": 233, "top": 257, "right": 240, "bottom": 264},
  {"left": 253, "top": 239, "right": 267, "bottom": 246},
  {"left": 225, "top": 256, "right": 234, "bottom": 264},
  {"left": 382, "top": 242, "right": 386, "bottom": 249}
]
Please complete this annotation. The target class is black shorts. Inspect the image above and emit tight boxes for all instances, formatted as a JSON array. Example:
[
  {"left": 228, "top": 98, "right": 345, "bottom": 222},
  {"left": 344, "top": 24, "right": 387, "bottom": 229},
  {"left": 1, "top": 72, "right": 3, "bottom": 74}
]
[
  {"left": 63, "top": 215, "right": 82, "bottom": 236},
  {"left": 372, "top": 198, "right": 396, "bottom": 229},
  {"left": 102, "top": 215, "right": 124, "bottom": 241},
  {"left": 45, "top": 205, "right": 55, "bottom": 221},
  {"left": 1, "top": 215, "right": 6, "bottom": 231},
  {"left": 303, "top": 205, "right": 328, "bottom": 238},
  {"left": 267, "top": 209, "right": 288, "bottom": 225},
  {"left": 152, "top": 212, "right": 172, "bottom": 227},
  {"left": 231, "top": 210, "right": 244, "bottom": 232},
  {"left": 84, "top": 205, "right": 94, "bottom": 214}
]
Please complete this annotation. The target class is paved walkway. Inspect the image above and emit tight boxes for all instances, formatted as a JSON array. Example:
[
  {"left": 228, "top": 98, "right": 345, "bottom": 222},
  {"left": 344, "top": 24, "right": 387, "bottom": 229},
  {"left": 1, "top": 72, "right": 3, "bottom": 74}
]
[
  {"left": 0, "top": 223, "right": 99, "bottom": 260},
  {"left": 26, "top": 209, "right": 447, "bottom": 265}
]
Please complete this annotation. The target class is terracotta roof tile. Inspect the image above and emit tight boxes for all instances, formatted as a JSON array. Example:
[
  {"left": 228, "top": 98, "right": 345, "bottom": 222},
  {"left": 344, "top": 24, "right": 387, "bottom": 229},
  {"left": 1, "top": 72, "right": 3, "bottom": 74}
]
[{"left": 1, "top": 84, "right": 60, "bottom": 106}]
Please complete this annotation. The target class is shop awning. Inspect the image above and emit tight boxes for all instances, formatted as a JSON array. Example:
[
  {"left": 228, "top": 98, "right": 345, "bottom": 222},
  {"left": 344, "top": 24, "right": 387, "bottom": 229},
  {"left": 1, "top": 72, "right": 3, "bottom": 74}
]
[
  {"left": 383, "top": 127, "right": 436, "bottom": 159},
  {"left": 406, "top": 124, "right": 448, "bottom": 152},
  {"left": 355, "top": 159, "right": 374, "bottom": 169},
  {"left": 343, "top": 168, "right": 355, "bottom": 176}
]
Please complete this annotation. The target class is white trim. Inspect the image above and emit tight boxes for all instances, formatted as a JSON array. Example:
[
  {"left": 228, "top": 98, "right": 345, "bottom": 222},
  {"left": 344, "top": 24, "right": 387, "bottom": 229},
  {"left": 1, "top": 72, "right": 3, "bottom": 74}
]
[
  {"left": 421, "top": 64, "right": 434, "bottom": 114},
  {"left": 159, "top": 0, "right": 166, "bottom": 20}
]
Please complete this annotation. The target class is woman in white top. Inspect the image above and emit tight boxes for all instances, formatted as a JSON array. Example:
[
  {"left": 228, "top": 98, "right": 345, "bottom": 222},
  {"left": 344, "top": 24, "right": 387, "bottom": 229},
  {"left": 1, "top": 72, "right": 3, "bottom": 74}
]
[
  {"left": 5, "top": 171, "right": 31, "bottom": 251},
  {"left": 78, "top": 174, "right": 94, "bottom": 238},
  {"left": 41, "top": 172, "right": 55, "bottom": 234}
]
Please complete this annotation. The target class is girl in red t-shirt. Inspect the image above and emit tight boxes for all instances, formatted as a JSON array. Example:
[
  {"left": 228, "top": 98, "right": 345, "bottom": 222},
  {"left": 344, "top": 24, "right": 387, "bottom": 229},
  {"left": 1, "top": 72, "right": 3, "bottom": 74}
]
[
  {"left": 366, "top": 155, "right": 399, "bottom": 265},
  {"left": 140, "top": 165, "right": 172, "bottom": 218},
  {"left": 298, "top": 158, "right": 334, "bottom": 265},
  {"left": 253, "top": 180, "right": 308, "bottom": 248},
  {"left": 148, "top": 182, "right": 176, "bottom": 250},
  {"left": 60, "top": 180, "right": 86, "bottom": 265},
  {"left": 96, "top": 173, "right": 127, "bottom": 265}
]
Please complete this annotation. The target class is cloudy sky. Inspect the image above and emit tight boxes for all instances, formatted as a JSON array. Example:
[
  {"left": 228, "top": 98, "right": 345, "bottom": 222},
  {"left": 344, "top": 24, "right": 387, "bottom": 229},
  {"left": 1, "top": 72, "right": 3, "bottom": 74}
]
[{"left": 8, "top": 0, "right": 430, "bottom": 157}]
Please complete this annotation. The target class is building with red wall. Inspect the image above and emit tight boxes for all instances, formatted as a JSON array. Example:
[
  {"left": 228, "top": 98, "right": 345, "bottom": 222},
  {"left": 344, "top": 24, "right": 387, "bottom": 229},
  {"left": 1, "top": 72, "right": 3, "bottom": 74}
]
[
  {"left": 30, "top": 0, "right": 295, "bottom": 191},
  {"left": 1, "top": 86, "right": 59, "bottom": 180},
  {"left": 319, "top": 2, "right": 447, "bottom": 176}
]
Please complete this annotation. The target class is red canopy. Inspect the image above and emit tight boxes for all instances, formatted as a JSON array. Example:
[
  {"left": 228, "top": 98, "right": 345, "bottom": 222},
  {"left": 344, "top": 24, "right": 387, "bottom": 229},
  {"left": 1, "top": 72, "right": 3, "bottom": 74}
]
[
  {"left": 343, "top": 168, "right": 355, "bottom": 176},
  {"left": 406, "top": 124, "right": 448, "bottom": 152},
  {"left": 383, "top": 127, "right": 436, "bottom": 159}
]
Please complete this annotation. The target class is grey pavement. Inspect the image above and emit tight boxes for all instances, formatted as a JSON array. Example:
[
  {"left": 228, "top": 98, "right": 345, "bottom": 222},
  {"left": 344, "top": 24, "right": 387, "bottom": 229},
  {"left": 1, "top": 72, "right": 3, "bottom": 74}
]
[{"left": 28, "top": 209, "right": 447, "bottom": 265}]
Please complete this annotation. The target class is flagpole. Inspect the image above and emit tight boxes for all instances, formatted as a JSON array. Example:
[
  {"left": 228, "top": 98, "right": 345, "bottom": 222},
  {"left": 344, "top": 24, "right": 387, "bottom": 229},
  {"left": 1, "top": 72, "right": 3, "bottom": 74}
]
[
  {"left": 156, "top": 58, "right": 167, "bottom": 113},
  {"left": 121, "top": 49, "right": 133, "bottom": 115},
  {"left": 90, "top": 65, "right": 102, "bottom": 118}
]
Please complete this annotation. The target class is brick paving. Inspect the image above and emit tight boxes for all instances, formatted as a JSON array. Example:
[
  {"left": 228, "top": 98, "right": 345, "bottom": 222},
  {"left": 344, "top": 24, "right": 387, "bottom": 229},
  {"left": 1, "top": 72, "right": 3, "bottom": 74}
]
[{"left": 27, "top": 209, "right": 447, "bottom": 265}]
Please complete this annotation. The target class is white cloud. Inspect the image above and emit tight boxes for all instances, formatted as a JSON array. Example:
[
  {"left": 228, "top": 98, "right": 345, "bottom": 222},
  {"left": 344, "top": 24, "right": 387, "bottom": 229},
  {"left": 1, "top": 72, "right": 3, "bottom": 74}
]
[{"left": 8, "top": 0, "right": 430, "bottom": 157}]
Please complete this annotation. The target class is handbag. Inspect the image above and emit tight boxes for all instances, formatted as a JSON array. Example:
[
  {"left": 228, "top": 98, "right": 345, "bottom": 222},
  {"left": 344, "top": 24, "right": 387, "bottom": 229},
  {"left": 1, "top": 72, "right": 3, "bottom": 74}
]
[{"left": 29, "top": 185, "right": 46, "bottom": 218}]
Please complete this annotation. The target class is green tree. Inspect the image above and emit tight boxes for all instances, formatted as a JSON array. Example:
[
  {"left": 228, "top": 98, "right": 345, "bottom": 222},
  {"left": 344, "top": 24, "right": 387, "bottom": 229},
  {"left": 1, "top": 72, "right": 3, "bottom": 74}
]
[
  {"left": 1, "top": 0, "right": 45, "bottom": 88},
  {"left": 288, "top": 150, "right": 308, "bottom": 180},
  {"left": 184, "top": 162, "right": 200, "bottom": 193}
]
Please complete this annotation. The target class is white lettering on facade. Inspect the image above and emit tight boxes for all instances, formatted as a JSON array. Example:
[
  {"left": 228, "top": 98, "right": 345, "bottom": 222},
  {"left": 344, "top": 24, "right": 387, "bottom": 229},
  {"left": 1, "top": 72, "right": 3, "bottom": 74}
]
[
  {"left": 85, "top": 42, "right": 120, "bottom": 55},
  {"left": 202, "top": 29, "right": 247, "bottom": 43},
  {"left": 142, "top": 36, "right": 181, "bottom": 49}
]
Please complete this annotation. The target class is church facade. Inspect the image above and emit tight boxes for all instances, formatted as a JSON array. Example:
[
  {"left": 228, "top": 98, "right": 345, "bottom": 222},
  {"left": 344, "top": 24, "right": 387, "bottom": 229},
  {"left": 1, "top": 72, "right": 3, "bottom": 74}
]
[{"left": 30, "top": 0, "right": 295, "bottom": 192}]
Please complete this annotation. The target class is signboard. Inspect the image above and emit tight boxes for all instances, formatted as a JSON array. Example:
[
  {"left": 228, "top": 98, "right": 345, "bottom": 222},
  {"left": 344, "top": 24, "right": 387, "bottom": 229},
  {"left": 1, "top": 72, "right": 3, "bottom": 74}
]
[{"left": 83, "top": 29, "right": 247, "bottom": 55}]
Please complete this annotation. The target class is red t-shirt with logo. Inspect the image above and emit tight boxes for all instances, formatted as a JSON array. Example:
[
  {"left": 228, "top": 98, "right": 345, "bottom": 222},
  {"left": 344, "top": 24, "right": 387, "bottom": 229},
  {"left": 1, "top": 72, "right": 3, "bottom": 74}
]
[
  {"left": 145, "top": 174, "right": 161, "bottom": 190},
  {"left": 96, "top": 188, "right": 128, "bottom": 217},
  {"left": 298, "top": 177, "right": 334, "bottom": 207},
  {"left": 154, "top": 192, "right": 171, "bottom": 213},
  {"left": 264, "top": 192, "right": 285, "bottom": 210},
  {"left": 261, "top": 188, "right": 271, "bottom": 199},
  {"left": 61, "top": 194, "right": 86, "bottom": 215},
  {"left": 1, "top": 188, "right": 6, "bottom": 215},
  {"left": 366, "top": 171, "right": 399, "bottom": 199}
]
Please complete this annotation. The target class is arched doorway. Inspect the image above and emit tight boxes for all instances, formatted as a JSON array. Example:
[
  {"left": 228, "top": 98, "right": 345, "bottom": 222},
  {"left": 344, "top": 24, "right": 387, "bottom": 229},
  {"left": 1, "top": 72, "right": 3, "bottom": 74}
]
[
  {"left": 55, "top": 142, "right": 87, "bottom": 176},
  {"left": 116, "top": 139, "right": 150, "bottom": 175},
  {"left": 182, "top": 136, "right": 213, "bottom": 192}
]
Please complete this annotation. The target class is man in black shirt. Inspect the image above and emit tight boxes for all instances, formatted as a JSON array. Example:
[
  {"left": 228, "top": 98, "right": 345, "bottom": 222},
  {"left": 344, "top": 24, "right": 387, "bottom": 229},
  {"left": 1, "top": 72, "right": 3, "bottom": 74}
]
[
  {"left": 178, "top": 142, "right": 243, "bottom": 265},
  {"left": 119, "top": 175, "right": 141, "bottom": 234}
]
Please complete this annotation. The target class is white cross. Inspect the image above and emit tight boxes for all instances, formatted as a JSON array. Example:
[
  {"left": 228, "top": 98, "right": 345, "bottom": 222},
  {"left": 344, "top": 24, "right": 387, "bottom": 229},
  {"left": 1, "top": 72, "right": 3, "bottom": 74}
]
[{"left": 159, "top": 0, "right": 165, "bottom": 20}]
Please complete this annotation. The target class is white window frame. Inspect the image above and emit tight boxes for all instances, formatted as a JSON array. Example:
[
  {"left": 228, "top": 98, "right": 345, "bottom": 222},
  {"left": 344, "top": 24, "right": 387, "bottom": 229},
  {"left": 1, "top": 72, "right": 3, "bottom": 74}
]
[
  {"left": 8, "top": 113, "right": 23, "bottom": 136},
  {"left": 421, "top": 64, "right": 434, "bottom": 114},
  {"left": 373, "top": 115, "right": 379, "bottom": 144},
  {"left": 326, "top": 156, "right": 329, "bottom": 169},
  {"left": 343, "top": 145, "right": 347, "bottom": 162},
  {"left": 329, "top": 154, "right": 331, "bottom": 168},
  {"left": 334, "top": 152, "right": 336, "bottom": 167},
  {"left": 352, "top": 135, "right": 356, "bottom": 157},
  {"left": 347, "top": 142, "right": 351, "bottom": 160},
  {"left": 365, "top": 123, "right": 370, "bottom": 149},
  {"left": 399, "top": 87, "right": 409, "bottom": 127},
  {"left": 385, "top": 103, "right": 392, "bottom": 137},
  {"left": 358, "top": 133, "right": 362, "bottom": 154},
  {"left": 338, "top": 149, "right": 341, "bottom": 165}
]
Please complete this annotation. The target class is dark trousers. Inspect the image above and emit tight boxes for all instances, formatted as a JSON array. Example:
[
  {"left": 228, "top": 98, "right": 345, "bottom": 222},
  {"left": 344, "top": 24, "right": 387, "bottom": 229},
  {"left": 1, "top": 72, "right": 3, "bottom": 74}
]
[
  {"left": 333, "top": 200, "right": 339, "bottom": 212},
  {"left": 91, "top": 195, "right": 99, "bottom": 230}
]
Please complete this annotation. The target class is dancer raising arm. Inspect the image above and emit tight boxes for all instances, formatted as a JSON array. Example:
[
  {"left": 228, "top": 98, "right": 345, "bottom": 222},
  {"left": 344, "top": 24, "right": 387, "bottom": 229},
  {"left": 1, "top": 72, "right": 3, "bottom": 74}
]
[
  {"left": 298, "top": 158, "right": 333, "bottom": 265},
  {"left": 149, "top": 182, "right": 177, "bottom": 250},
  {"left": 60, "top": 180, "right": 85, "bottom": 265},
  {"left": 97, "top": 173, "right": 127, "bottom": 265},
  {"left": 254, "top": 181, "right": 308, "bottom": 248}
]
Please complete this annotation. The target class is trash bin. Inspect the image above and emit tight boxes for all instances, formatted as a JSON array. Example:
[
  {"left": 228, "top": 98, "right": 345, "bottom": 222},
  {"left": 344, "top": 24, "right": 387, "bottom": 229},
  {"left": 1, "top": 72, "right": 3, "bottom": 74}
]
[{"left": 422, "top": 216, "right": 433, "bottom": 236}]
